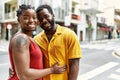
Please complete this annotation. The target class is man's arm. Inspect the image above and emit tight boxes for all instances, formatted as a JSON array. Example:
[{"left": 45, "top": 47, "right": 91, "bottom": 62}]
[{"left": 68, "top": 58, "right": 80, "bottom": 80}]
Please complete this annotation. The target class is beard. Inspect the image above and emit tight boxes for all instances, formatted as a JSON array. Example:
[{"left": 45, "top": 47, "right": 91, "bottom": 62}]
[
  {"left": 50, "top": 17, "right": 55, "bottom": 30},
  {"left": 40, "top": 17, "right": 55, "bottom": 31}
]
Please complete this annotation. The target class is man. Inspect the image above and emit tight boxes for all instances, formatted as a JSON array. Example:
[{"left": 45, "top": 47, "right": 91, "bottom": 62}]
[{"left": 34, "top": 4, "right": 82, "bottom": 80}]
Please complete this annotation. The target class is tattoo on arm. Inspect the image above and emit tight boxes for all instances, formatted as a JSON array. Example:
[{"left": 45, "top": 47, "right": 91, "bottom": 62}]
[{"left": 15, "top": 36, "right": 27, "bottom": 52}]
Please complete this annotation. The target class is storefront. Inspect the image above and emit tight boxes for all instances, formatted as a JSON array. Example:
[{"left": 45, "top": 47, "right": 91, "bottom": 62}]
[{"left": 97, "top": 22, "right": 111, "bottom": 40}]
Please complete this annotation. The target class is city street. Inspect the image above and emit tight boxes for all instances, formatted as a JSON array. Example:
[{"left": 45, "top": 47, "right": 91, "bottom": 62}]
[
  {"left": 78, "top": 39, "right": 120, "bottom": 80},
  {"left": 0, "top": 39, "right": 120, "bottom": 80},
  {"left": 1, "top": 0, "right": 120, "bottom": 80}
]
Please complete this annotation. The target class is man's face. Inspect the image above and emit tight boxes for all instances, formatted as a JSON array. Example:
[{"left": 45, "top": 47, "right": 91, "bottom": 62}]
[{"left": 37, "top": 8, "right": 54, "bottom": 31}]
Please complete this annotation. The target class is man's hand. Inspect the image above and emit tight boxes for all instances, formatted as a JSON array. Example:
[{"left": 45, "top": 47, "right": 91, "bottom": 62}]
[
  {"left": 51, "top": 62, "right": 67, "bottom": 74},
  {"left": 9, "top": 67, "right": 14, "bottom": 78}
]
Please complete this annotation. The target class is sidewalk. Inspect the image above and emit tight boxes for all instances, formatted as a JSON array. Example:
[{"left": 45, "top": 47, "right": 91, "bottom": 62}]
[
  {"left": 0, "top": 39, "right": 9, "bottom": 52},
  {"left": 0, "top": 39, "right": 120, "bottom": 59},
  {"left": 0, "top": 39, "right": 9, "bottom": 43},
  {"left": 81, "top": 38, "right": 120, "bottom": 44},
  {"left": 81, "top": 39, "right": 120, "bottom": 59}
]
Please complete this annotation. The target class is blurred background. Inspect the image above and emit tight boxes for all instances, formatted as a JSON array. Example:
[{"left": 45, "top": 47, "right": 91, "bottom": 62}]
[
  {"left": 0, "top": 0, "right": 120, "bottom": 80},
  {"left": 1, "top": 0, "right": 120, "bottom": 41}
]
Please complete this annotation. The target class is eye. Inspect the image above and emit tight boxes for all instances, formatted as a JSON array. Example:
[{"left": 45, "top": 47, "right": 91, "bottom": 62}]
[
  {"left": 44, "top": 15, "right": 49, "bottom": 19},
  {"left": 33, "top": 16, "right": 37, "bottom": 20},
  {"left": 23, "top": 16, "right": 29, "bottom": 20},
  {"left": 38, "top": 18, "right": 43, "bottom": 22}
]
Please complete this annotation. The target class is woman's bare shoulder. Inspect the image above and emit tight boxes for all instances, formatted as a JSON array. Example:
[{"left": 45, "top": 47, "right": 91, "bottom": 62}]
[{"left": 10, "top": 33, "right": 29, "bottom": 46}]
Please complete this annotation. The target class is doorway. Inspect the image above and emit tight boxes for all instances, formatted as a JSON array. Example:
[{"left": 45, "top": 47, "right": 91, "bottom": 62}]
[{"left": 80, "top": 31, "right": 83, "bottom": 41}]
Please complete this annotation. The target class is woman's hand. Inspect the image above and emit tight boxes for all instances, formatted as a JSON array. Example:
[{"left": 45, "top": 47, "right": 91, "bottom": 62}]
[{"left": 9, "top": 67, "right": 14, "bottom": 78}]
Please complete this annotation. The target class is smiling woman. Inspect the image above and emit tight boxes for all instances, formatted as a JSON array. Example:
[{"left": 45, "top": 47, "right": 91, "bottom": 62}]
[{"left": 8, "top": 4, "right": 66, "bottom": 80}]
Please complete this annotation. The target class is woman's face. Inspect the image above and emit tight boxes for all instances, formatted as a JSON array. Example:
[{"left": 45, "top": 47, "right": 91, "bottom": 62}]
[{"left": 18, "top": 9, "right": 37, "bottom": 31}]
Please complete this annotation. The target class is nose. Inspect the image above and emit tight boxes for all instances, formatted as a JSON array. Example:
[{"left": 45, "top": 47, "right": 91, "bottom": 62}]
[
  {"left": 29, "top": 18, "right": 34, "bottom": 22},
  {"left": 42, "top": 18, "right": 47, "bottom": 22}
]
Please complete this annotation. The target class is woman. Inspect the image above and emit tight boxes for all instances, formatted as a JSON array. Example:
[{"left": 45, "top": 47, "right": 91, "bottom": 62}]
[{"left": 8, "top": 4, "right": 66, "bottom": 80}]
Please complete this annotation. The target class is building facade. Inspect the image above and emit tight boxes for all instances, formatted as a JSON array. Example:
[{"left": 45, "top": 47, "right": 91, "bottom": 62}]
[
  {"left": 78, "top": 0, "right": 100, "bottom": 41},
  {"left": 97, "top": 0, "right": 120, "bottom": 40},
  {"left": 2, "top": 0, "right": 118, "bottom": 42},
  {"left": 0, "top": 0, "right": 40, "bottom": 40}
]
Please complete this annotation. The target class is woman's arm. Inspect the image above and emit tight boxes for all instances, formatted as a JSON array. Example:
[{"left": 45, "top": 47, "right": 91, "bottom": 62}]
[{"left": 11, "top": 35, "right": 66, "bottom": 80}]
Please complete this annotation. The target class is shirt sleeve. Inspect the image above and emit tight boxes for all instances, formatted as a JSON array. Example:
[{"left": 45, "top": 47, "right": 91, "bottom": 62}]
[{"left": 65, "top": 29, "right": 82, "bottom": 59}]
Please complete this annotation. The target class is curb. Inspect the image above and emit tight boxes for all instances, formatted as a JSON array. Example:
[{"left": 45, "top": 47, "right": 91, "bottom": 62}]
[
  {"left": 81, "top": 39, "right": 120, "bottom": 44},
  {"left": 112, "top": 50, "right": 120, "bottom": 59}
]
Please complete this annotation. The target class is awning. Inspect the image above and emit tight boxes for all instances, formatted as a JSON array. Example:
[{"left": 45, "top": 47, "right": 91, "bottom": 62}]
[
  {"left": 98, "top": 26, "right": 111, "bottom": 31},
  {"left": 97, "top": 22, "right": 111, "bottom": 31}
]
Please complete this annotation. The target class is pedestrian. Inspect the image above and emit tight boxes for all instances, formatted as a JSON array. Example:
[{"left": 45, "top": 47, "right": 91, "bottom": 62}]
[
  {"left": 34, "top": 4, "right": 82, "bottom": 80},
  {"left": 8, "top": 4, "right": 66, "bottom": 80}
]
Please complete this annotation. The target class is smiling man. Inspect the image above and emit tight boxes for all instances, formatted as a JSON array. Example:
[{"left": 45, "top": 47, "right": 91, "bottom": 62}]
[{"left": 34, "top": 4, "right": 82, "bottom": 80}]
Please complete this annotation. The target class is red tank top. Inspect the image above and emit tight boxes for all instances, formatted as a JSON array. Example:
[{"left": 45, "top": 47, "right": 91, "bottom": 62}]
[{"left": 8, "top": 38, "right": 43, "bottom": 80}]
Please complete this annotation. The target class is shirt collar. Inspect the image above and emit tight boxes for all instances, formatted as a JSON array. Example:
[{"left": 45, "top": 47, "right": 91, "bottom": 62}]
[
  {"left": 55, "top": 24, "right": 62, "bottom": 35},
  {"left": 42, "top": 24, "right": 63, "bottom": 36}
]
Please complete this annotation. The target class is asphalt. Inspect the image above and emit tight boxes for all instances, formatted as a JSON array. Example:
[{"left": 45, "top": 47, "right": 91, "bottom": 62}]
[
  {"left": 81, "top": 39, "right": 120, "bottom": 59},
  {"left": 0, "top": 39, "right": 120, "bottom": 80},
  {"left": 0, "top": 39, "right": 120, "bottom": 59}
]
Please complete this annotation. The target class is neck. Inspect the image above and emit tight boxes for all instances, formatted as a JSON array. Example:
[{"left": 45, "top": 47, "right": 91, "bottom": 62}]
[
  {"left": 45, "top": 24, "right": 57, "bottom": 35},
  {"left": 21, "top": 30, "right": 33, "bottom": 37}
]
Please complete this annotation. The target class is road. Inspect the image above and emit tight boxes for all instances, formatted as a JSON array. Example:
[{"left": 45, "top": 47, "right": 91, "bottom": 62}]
[
  {"left": 0, "top": 51, "right": 10, "bottom": 80},
  {"left": 0, "top": 39, "right": 120, "bottom": 80},
  {"left": 78, "top": 39, "right": 120, "bottom": 80},
  {"left": 0, "top": 40, "right": 10, "bottom": 80}
]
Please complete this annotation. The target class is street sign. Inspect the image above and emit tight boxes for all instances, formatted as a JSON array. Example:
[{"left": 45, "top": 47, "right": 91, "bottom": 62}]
[{"left": 7, "top": 24, "right": 12, "bottom": 30}]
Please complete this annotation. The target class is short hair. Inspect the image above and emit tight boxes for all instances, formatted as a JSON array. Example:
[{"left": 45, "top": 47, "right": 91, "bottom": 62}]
[
  {"left": 36, "top": 4, "right": 54, "bottom": 20},
  {"left": 16, "top": 4, "right": 35, "bottom": 17}
]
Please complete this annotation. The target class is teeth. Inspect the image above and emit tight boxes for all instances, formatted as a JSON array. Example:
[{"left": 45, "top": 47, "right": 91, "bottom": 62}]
[
  {"left": 45, "top": 23, "right": 50, "bottom": 26},
  {"left": 28, "top": 24, "right": 35, "bottom": 26}
]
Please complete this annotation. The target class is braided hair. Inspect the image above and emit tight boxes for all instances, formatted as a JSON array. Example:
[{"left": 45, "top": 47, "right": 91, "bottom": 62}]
[{"left": 16, "top": 4, "right": 35, "bottom": 17}]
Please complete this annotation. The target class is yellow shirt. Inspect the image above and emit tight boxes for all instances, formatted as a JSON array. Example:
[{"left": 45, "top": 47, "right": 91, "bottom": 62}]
[{"left": 34, "top": 24, "right": 82, "bottom": 80}]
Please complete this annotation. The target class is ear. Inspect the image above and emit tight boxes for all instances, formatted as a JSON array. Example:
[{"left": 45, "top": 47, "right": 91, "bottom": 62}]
[
  {"left": 36, "top": 20, "right": 40, "bottom": 25},
  {"left": 53, "top": 14, "right": 55, "bottom": 17}
]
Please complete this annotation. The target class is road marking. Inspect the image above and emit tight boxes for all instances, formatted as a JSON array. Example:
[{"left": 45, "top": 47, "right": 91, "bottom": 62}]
[
  {"left": 0, "top": 63, "right": 10, "bottom": 67},
  {"left": 108, "top": 74, "right": 120, "bottom": 80},
  {"left": 116, "top": 68, "right": 120, "bottom": 73},
  {"left": 77, "top": 62, "right": 119, "bottom": 80}
]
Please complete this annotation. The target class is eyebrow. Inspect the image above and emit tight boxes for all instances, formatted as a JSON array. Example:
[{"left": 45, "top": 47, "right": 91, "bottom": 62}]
[
  {"left": 22, "top": 14, "right": 29, "bottom": 16},
  {"left": 22, "top": 14, "right": 36, "bottom": 16}
]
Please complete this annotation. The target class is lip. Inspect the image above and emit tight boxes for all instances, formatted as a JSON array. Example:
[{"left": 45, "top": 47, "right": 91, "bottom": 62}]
[
  {"left": 45, "top": 23, "right": 50, "bottom": 26},
  {"left": 42, "top": 22, "right": 50, "bottom": 28},
  {"left": 28, "top": 24, "right": 35, "bottom": 27}
]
